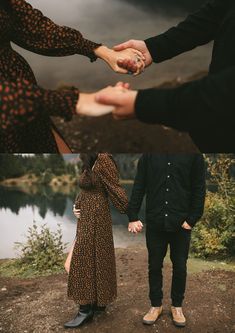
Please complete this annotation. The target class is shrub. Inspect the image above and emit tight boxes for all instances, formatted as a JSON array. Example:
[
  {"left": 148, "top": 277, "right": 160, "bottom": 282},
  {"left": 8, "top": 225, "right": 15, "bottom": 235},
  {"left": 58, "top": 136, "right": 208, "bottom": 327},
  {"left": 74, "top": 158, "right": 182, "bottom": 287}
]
[
  {"left": 191, "top": 155, "right": 235, "bottom": 259},
  {"left": 14, "top": 222, "right": 68, "bottom": 275},
  {"left": 191, "top": 192, "right": 235, "bottom": 258}
]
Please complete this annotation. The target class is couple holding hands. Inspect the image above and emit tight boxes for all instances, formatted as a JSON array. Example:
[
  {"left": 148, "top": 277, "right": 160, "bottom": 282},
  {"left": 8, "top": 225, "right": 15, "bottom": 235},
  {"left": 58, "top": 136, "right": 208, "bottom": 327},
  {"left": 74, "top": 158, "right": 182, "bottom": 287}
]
[
  {"left": 64, "top": 153, "right": 206, "bottom": 329},
  {"left": 1, "top": 0, "right": 234, "bottom": 153}
]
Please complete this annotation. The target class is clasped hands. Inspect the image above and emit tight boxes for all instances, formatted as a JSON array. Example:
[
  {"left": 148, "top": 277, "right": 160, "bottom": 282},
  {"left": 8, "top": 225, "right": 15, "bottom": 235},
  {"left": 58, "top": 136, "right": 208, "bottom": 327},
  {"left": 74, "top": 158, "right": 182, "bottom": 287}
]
[
  {"left": 76, "top": 40, "right": 153, "bottom": 119},
  {"left": 128, "top": 220, "right": 192, "bottom": 235},
  {"left": 128, "top": 220, "right": 143, "bottom": 234},
  {"left": 95, "top": 39, "right": 153, "bottom": 76}
]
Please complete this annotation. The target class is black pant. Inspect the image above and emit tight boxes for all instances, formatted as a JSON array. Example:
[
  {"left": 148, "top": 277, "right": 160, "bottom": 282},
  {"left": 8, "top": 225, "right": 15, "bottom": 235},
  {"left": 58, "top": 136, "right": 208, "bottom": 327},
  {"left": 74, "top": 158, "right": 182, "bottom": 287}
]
[{"left": 146, "top": 228, "right": 191, "bottom": 307}]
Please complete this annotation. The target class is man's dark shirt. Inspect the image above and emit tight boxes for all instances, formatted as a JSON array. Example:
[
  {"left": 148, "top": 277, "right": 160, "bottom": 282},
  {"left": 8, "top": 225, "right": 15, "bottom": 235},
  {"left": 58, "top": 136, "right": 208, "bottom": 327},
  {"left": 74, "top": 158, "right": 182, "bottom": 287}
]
[
  {"left": 135, "top": 0, "right": 235, "bottom": 152},
  {"left": 127, "top": 154, "right": 206, "bottom": 232}
]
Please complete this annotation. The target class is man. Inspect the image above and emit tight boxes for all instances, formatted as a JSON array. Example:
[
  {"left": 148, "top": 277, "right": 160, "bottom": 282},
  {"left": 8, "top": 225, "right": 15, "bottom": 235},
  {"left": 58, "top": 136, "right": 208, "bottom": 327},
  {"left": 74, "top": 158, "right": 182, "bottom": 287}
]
[
  {"left": 96, "top": 0, "right": 235, "bottom": 152},
  {"left": 127, "top": 154, "right": 206, "bottom": 327}
]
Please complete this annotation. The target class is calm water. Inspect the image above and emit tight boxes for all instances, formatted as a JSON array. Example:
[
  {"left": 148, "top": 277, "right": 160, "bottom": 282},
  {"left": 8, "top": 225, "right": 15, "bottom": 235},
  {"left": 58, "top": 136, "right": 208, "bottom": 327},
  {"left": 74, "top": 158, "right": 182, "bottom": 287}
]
[
  {"left": 15, "top": 0, "right": 212, "bottom": 91},
  {"left": 0, "top": 185, "right": 146, "bottom": 259}
]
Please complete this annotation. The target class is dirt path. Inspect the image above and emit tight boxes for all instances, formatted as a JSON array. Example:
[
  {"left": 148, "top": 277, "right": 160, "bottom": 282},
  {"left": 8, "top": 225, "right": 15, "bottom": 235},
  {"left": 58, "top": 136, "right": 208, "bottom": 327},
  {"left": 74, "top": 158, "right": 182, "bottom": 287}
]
[
  {"left": 53, "top": 116, "right": 198, "bottom": 153},
  {"left": 1, "top": 248, "right": 234, "bottom": 333}
]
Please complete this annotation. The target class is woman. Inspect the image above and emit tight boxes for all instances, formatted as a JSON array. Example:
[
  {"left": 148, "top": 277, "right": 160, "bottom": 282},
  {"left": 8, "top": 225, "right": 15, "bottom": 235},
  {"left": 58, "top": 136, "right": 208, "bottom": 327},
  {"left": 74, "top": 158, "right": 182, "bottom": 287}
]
[
  {"left": 0, "top": 0, "right": 144, "bottom": 153},
  {"left": 65, "top": 153, "right": 128, "bottom": 328}
]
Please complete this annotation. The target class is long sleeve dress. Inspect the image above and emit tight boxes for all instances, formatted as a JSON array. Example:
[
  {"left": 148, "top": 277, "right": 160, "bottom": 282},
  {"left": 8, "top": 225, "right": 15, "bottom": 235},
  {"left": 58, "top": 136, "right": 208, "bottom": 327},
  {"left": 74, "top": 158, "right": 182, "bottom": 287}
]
[
  {"left": 67, "top": 153, "right": 128, "bottom": 306},
  {"left": 0, "top": 0, "right": 100, "bottom": 153}
]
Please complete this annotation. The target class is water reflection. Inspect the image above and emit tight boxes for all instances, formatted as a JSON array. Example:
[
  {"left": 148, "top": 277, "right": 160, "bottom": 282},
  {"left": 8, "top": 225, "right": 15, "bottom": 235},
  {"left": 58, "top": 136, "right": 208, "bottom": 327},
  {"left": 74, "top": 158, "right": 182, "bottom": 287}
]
[
  {"left": 0, "top": 184, "right": 146, "bottom": 258},
  {"left": 0, "top": 186, "right": 76, "bottom": 218}
]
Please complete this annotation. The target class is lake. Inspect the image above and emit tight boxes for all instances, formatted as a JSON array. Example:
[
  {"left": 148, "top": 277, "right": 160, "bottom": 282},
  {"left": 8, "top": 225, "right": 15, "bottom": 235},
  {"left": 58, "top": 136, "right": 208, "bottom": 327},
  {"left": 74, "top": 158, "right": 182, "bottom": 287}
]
[
  {"left": 15, "top": 0, "right": 213, "bottom": 91},
  {"left": 0, "top": 184, "right": 146, "bottom": 259}
]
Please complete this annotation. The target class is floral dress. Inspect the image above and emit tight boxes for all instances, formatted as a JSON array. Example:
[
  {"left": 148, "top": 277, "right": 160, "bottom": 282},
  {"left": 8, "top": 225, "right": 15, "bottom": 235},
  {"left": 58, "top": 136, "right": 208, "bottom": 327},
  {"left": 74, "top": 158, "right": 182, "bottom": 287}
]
[
  {"left": 0, "top": 0, "right": 100, "bottom": 153},
  {"left": 68, "top": 154, "right": 129, "bottom": 306}
]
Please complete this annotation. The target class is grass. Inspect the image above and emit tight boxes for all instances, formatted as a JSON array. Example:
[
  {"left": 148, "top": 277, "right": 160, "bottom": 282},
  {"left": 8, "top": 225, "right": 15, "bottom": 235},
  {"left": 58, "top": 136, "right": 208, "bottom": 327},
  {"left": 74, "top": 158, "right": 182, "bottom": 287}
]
[
  {"left": 0, "top": 255, "right": 67, "bottom": 279},
  {"left": 1, "top": 251, "right": 234, "bottom": 280}
]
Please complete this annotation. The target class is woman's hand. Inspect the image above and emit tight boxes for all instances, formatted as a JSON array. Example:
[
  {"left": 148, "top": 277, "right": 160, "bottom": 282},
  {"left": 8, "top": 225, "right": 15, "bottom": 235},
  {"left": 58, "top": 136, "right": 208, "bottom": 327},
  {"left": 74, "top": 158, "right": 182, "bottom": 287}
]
[
  {"left": 94, "top": 46, "right": 145, "bottom": 76},
  {"left": 76, "top": 82, "right": 130, "bottom": 117},
  {"left": 73, "top": 205, "right": 81, "bottom": 219}
]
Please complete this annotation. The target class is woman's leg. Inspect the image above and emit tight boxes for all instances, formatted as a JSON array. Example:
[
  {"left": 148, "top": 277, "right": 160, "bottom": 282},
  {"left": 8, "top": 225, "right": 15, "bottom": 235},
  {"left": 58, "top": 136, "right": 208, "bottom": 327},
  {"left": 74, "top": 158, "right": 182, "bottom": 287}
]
[{"left": 51, "top": 128, "right": 72, "bottom": 154}]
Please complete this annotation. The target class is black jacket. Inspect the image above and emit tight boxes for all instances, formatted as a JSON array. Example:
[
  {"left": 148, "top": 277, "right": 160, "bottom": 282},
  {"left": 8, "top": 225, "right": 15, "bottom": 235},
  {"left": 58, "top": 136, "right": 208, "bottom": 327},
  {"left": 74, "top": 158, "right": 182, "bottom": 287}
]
[
  {"left": 127, "top": 154, "right": 206, "bottom": 232},
  {"left": 135, "top": 0, "right": 235, "bottom": 152}
]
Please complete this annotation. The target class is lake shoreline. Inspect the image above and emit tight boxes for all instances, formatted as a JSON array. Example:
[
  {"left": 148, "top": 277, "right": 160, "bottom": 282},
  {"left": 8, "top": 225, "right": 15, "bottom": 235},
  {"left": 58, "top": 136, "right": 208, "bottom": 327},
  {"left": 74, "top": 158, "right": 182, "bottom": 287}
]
[{"left": 0, "top": 175, "right": 134, "bottom": 191}]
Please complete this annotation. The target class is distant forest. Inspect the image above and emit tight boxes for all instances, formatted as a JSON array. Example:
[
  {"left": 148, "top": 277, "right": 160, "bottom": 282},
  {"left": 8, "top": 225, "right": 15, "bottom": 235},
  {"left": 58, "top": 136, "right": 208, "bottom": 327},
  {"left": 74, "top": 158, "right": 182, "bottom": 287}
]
[
  {"left": 0, "top": 154, "right": 140, "bottom": 181},
  {"left": 0, "top": 155, "right": 77, "bottom": 181},
  {"left": 0, "top": 154, "right": 234, "bottom": 182}
]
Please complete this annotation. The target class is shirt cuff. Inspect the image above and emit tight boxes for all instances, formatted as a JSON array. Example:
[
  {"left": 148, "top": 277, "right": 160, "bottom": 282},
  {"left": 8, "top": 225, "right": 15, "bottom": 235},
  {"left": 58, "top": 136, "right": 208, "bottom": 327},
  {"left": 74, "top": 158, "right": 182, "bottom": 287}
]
[
  {"left": 145, "top": 34, "right": 171, "bottom": 63},
  {"left": 186, "top": 217, "right": 197, "bottom": 228},
  {"left": 127, "top": 210, "right": 139, "bottom": 222},
  {"left": 135, "top": 88, "right": 171, "bottom": 125}
]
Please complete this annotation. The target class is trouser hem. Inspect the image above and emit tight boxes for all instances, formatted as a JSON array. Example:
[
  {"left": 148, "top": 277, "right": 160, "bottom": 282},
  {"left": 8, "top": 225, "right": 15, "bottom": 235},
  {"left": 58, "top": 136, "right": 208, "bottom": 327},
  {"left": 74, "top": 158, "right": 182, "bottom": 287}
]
[{"left": 151, "top": 300, "right": 162, "bottom": 307}]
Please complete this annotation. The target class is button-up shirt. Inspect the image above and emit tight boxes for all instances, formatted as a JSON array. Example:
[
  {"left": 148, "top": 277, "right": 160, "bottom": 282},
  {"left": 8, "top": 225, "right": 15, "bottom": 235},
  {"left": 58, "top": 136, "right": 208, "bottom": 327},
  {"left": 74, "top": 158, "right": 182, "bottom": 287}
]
[{"left": 127, "top": 154, "right": 206, "bottom": 231}]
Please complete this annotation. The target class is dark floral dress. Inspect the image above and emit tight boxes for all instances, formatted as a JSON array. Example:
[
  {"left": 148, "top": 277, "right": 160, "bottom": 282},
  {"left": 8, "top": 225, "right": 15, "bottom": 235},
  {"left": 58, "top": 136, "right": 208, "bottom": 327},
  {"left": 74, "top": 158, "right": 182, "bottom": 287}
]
[
  {"left": 0, "top": 0, "right": 100, "bottom": 153},
  {"left": 68, "top": 154, "right": 128, "bottom": 306}
]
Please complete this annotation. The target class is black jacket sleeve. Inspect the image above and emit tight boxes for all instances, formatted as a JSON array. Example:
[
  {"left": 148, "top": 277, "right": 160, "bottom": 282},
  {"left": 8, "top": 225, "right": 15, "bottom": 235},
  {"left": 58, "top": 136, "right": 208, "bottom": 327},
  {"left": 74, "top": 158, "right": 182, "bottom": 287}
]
[
  {"left": 127, "top": 155, "right": 147, "bottom": 222},
  {"left": 145, "top": 0, "right": 227, "bottom": 63},
  {"left": 187, "top": 154, "right": 206, "bottom": 227},
  {"left": 135, "top": 66, "right": 235, "bottom": 133}
]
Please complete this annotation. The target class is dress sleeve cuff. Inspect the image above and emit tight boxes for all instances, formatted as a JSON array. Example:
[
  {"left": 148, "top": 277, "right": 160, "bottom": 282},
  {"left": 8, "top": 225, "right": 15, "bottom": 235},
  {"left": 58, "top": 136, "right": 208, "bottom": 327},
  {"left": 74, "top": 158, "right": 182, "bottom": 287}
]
[
  {"left": 76, "top": 39, "right": 102, "bottom": 62},
  {"left": 42, "top": 87, "right": 79, "bottom": 121}
]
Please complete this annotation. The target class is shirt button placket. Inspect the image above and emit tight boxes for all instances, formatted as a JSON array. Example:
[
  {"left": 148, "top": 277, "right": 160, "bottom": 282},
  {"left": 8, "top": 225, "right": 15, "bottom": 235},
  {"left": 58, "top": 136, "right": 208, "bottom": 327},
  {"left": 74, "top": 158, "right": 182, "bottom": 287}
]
[{"left": 165, "top": 161, "right": 171, "bottom": 229}]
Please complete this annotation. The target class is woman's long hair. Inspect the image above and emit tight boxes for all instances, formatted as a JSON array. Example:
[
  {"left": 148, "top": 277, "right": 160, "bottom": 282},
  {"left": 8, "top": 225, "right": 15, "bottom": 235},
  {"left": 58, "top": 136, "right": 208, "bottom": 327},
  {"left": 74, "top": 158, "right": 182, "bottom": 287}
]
[
  {"left": 0, "top": 0, "right": 12, "bottom": 12},
  {"left": 78, "top": 153, "right": 118, "bottom": 189},
  {"left": 78, "top": 154, "right": 99, "bottom": 189},
  {"left": 80, "top": 153, "right": 99, "bottom": 173}
]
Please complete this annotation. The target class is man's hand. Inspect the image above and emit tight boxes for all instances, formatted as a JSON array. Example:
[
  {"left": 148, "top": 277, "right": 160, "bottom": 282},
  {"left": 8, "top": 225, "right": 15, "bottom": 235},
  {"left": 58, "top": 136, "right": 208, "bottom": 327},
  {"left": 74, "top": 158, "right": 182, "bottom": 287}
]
[
  {"left": 94, "top": 45, "right": 145, "bottom": 75},
  {"left": 76, "top": 83, "right": 130, "bottom": 117},
  {"left": 128, "top": 221, "right": 143, "bottom": 234},
  {"left": 114, "top": 40, "right": 153, "bottom": 73},
  {"left": 182, "top": 221, "right": 192, "bottom": 230},
  {"left": 95, "top": 88, "right": 137, "bottom": 120}
]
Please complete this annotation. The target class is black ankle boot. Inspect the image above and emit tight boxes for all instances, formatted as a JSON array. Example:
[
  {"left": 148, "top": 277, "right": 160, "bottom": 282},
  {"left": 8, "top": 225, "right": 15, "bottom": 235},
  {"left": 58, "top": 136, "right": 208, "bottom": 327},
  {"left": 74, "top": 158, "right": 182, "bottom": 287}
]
[
  {"left": 64, "top": 304, "right": 94, "bottom": 329},
  {"left": 93, "top": 303, "right": 106, "bottom": 312}
]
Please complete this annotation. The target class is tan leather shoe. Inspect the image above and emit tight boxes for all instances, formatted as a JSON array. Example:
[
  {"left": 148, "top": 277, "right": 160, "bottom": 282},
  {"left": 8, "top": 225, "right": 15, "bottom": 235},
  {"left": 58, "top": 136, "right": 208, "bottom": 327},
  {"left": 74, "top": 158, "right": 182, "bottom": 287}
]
[
  {"left": 143, "top": 306, "right": 163, "bottom": 325},
  {"left": 171, "top": 306, "right": 186, "bottom": 327}
]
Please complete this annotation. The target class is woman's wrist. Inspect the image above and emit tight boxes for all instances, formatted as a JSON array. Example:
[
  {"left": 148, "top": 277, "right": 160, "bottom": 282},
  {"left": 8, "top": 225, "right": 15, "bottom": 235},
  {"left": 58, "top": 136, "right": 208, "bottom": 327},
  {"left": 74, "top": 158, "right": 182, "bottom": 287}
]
[{"left": 94, "top": 45, "right": 113, "bottom": 62}]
